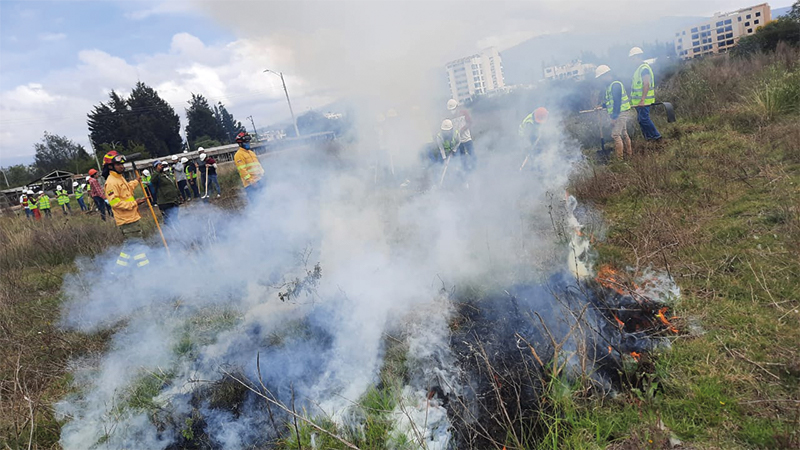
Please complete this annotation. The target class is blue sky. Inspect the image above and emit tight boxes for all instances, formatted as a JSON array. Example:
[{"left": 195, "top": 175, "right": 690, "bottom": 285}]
[{"left": 0, "top": 0, "right": 795, "bottom": 168}]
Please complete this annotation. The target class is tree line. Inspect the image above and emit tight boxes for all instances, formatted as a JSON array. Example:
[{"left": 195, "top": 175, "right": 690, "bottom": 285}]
[{"left": 2, "top": 82, "right": 247, "bottom": 189}]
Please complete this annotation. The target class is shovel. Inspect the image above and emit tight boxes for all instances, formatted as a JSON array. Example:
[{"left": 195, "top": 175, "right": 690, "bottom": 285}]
[
  {"left": 202, "top": 165, "right": 210, "bottom": 200},
  {"left": 651, "top": 101, "right": 676, "bottom": 122},
  {"left": 128, "top": 153, "right": 171, "bottom": 257}
]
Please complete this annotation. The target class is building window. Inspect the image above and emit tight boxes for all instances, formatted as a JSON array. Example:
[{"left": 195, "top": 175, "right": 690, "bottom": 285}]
[
  {"left": 754, "top": 19, "right": 759, "bottom": 25},
  {"left": 692, "top": 33, "right": 698, "bottom": 39},
  {"left": 748, "top": 28, "right": 753, "bottom": 33},
  {"left": 725, "top": 25, "right": 732, "bottom": 31},
  {"left": 718, "top": 35, "right": 724, "bottom": 41},
  {"left": 691, "top": 27, "right": 698, "bottom": 32},
  {"left": 725, "top": 19, "right": 732, "bottom": 24},
  {"left": 745, "top": 21, "right": 750, "bottom": 26},
  {"left": 717, "top": 27, "right": 724, "bottom": 34},
  {"left": 693, "top": 41, "right": 700, "bottom": 46},
  {"left": 679, "top": 38, "right": 682, "bottom": 42},
  {"left": 756, "top": 11, "right": 761, "bottom": 17},
  {"left": 746, "top": 14, "right": 751, "bottom": 19},
  {"left": 726, "top": 33, "right": 733, "bottom": 38},
  {"left": 738, "top": 16, "right": 742, "bottom": 21},
  {"left": 727, "top": 39, "right": 734, "bottom": 45},
  {"left": 716, "top": 21, "right": 723, "bottom": 26}
]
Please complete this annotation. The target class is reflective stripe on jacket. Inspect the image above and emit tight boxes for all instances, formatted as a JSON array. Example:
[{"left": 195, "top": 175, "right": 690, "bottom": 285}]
[
  {"left": 606, "top": 81, "right": 631, "bottom": 115},
  {"left": 75, "top": 186, "right": 85, "bottom": 199},
  {"left": 234, "top": 147, "right": 264, "bottom": 188},
  {"left": 104, "top": 171, "right": 141, "bottom": 226},
  {"left": 631, "top": 63, "right": 656, "bottom": 106},
  {"left": 38, "top": 195, "right": 51, "bottom": 209},
  {"left": 56, "top": 190, "right": 70, "bottom": 205}
]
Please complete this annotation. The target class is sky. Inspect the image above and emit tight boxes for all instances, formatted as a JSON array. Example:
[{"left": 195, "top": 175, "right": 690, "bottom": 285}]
[{"left": 0, "top": 0, "right": 794, "bottom": 167}]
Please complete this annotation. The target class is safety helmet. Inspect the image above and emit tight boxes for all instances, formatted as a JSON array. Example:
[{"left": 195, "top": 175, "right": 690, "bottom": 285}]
[
  {"left": 235, "top": 132, "right": 251, "bottom": 143},
  {"left": 595, "top": 65, "right": 611, "bottom": 78},
  {"left": 142, "top": 169, "right": 150, "bottom": 177},
  {"left": 152, "top": 160, "right": 162, "bottom": 168},
  {"left": 88, "top": 168, "right": 98, "bottom": 176},
  {"left": 197, "top": 146, "right": 205, "bottom": 152},
  {"left": 183, "top": 150, "right": 188, "bottom": 154},
  {"left": 441, "top": 119, "right": 454, "bottom": 131},
  {"left": 72, "top": 181, "right": 78, "bottom": 187},
  {"left": 38, "top": 190, "right": 44, "bottom": 195},
  {"left": 446, "top": 99, "right": 458, "bottom": 111},
  {"left": 103, "top": 150, "right": 126, "bottom": 165},
  {"left": 533, "top": 107, "right": 549, "bottom": 124},
  {"left": 56, "top": 185, "right": 63, "bottom": 190},
  {"left": 85, "top": 176, "right": 91, "bottom": 181},
  {"left": 171, "top": 155, "right": 179, "bottom": 161},
  {"left": 81, "top": 183, "right": 87, "bottom": 189},
  {"left": 27, "top": 190, "right": 34, "bottom": 195},
  {"left": 181, "top": 157, "right": 189, "bottom": 164},
  {"left": 628, "top": 47, "right": 644, "bottom": 57},
  {"left": 199, "top": 153, "right": 207, "bottom": 161}
]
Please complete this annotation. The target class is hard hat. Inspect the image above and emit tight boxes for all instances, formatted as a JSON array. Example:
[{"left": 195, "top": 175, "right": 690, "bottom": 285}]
[
  {"left": 103, "top": 150, "right": 126, "bottom": 165},
  {"left": 441, "top": 119, "right": 454, "bottom": 131},
  {"left": 181, "top": 157, "right": 189, "bottom": 163},
  {"left": 85, "top": 176, "right": 91, "bottom": 181},
  {"left": 629, "top": 46, "right": 644, "bottom": 57},
  {"left": 171, "top": 155, "right": 179, "bottom": 161},
  {"left": 446, "top": 99, "right": 458, "bottom": 111},
  {"left": 152, "top": 160, "right": 162, "bottom": 168},
  {"left": 534, "top": 107, "right": 549, "bottom": 124},
  {"left": 142, "top": 169, "right": 150, "bottom": 177},
  {"left": 28, "top": 190, "right": 34, "bottom": 195},
  {"left": 595, "top": 65, "right": 611, "bottom": 78},
  {"left": 56, "top": 185, "right": 63, "bottom": 190},
  {"left": 81, "top": 184, "right": 87, "bottom": 189},
  {"left": 200, "top": 153, "right": 207, "bottom": 161},
  {"left": 38, "top": 190, "right": 44, "bottom": 195},
  {"left": 183, "top": 150, "right": 188, "bottom": 153},
  {"left": 197, "top": 146, "right": 205, "bottom": 152},
  {"left": 88, "top": 168, "right": 98, "bottom": 176},
  {"left": 235, "top": 132, "right": 251, "bottom": 143},
  {"left": 72, "top": 181, "right": 78, "bottom": 187}
]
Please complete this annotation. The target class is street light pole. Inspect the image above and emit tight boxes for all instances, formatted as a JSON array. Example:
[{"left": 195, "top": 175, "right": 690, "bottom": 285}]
[
  {"left": 246, "top": 115, "right": 260, "bottom": 142},
  {"left": 264, "top": 69, "right": 300, "bottom": 137}
]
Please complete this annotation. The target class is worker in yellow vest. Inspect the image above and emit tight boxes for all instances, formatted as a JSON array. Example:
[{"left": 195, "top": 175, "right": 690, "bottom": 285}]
[
  {"left": 234, "top": 132, "right": 264, "bottom": 202},
  {"left": 37, "top": 190, "right": 52, "bottom": 218},
  {"left": 102, "top": 151, "right": 150, "bottom": 270},
  {"left": 27, "top": 190, "right": 41, "bottom": 221},
  {"left": 629, "top": 47, "right": 662, "bottom": 142},
  {"left": 595, "top": 64, "right": 633, "bottom": 159},
  {"left": 73, "top": 181, "right": 88, "bottom": 211},
  {"left": 56, "top": 185, "right": 71, "bottom": 215}
]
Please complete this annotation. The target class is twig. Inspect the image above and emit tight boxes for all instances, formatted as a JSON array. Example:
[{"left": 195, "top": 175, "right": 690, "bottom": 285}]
[
  {"left": 291, "top": 383, "right": 302, "bottom": 450},
  {"left": 716, "top": 337, "right": 781, "bottom": 381}
]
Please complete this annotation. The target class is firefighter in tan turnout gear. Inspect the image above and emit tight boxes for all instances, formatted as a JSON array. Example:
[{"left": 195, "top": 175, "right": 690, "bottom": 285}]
[
  {"left": 102, "top": 151, "right": 150, "bottom": 270},
  {"left": 234, "top": 132, "right": 264, "bottom": 202}
]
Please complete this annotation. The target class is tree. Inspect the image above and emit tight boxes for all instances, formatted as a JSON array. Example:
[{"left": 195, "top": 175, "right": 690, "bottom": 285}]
[
  {"left": 33, "top": 132, "right": 92, "bottom": 174},
  {"left": 87, "top": 82, "right": 182, "bottom": 159},
  {"left": 185, "top": 94, "right": 220, "bottom": 150},
  {"left": 0, "top": 164, "right": 38, "bottom": 188},
  {"left": 214, "top": 102, "right": 246, "bottom": 144}
]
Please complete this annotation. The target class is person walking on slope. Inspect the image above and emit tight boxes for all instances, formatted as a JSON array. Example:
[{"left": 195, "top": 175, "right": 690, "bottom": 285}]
[
  {"left": 87, "top": 169, "right": 112, "bottom": 221},
  {"left": 200, "top": 152, "right": 222, "bottom": 198},
  {"left": 73, "top": 181, "right": 88, "bottom": 212},
  {"left": 55, "top": 185, "right": 71, "bottom": 215},
  {"left": 173, "top": 155, "right": 191, "bottom": 201},
  {"left": 102, "top": 151, "right": 150, "bottom": 270},
  {"left": 596, "top": 64, "right": 633, "bottom": 159},
  {"left": 446, "top": 99, "right": 475, "bottom": 171},
  {"left": 20, "top": 191, "right": 33, "bottom": 220},
  {"left": 234, "top": 132, "right": 264, "bottom": 202},
  {"left": 37, "top": 190, "right": 52, "bottom": 218},
  {"left": 628, "top": 47, "right": 662, "bottom": 143},
  {"left": 149, "top": 160, "right": 181, "bottom": 225},
  {"left": 184, "top": 157, "right": 201, "bottom": 199}
]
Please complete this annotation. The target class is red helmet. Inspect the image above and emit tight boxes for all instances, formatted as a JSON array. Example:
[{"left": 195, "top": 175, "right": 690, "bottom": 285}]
[
  {"left": 103, "top": 150, "right": 126, "bottom": 165},
  {"left": 88, "top": 168, "right": 98, "bottom": 176},
  {"left": 235, "top": 132, "right": 251, "bottom": 144},
  {"left": 533, "top": 107, "right": 549, "bottom": 124}
]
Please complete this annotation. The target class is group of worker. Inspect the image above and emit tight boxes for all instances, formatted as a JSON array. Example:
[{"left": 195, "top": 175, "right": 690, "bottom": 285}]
[{"left": 594, "top": 46, "right": 663, "bottom": 159}]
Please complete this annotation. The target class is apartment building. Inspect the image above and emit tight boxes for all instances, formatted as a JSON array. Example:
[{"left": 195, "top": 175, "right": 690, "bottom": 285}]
[
  {"left": 445, "top": 47, "right": 506, "bottom": 102},
  {"left": 543, "top": 60, "right": 597, "bottom": 81},
  {"left": 674, "top": 3, "right": 771, "bottom": 60}
]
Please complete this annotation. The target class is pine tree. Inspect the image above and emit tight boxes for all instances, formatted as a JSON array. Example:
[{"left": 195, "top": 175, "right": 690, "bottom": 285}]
[
  {"left": 214, "top": 102, "right": 246, "bottom": 144},
  {"left": 33, "top": 132, "right": 92, "bottom": 174},
  {"left": 185, "top": 94, "right": 220, "bottom": 150}
]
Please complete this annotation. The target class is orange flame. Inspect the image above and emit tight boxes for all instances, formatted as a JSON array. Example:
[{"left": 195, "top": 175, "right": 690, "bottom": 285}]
[
  {"left": 630, "top": 352, "right": 641, "bottom": 361},
  {"left": 607, "top": 346, "right": 613, "bottom": 354},
  {"left": 613, "top": 314, "right": 625, "bottom": 328},
  {"left": 655, "top": 307, "right": 679, "bottom": 334},
  {"left": 595, "top": 265, "right": 640, "bottom": 294}
]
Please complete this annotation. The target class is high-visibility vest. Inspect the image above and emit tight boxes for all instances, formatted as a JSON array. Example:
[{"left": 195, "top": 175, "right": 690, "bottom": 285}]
[
  {"left": 141, "top": 175, "right": 151, "bottom": 184},
  {"left": 606, "top": 81, "right": 632, "bottom": 115},
  {"left": 439, "top": 130, "right": 460, "bottom": 154},
  {"left": 519, "top": 113, "right": 535, "bottom": 137},
  {"left": 631, "top": 63, "right": 656, "bottom": 106},
  {"left": 75, "top": 185, "right": 84, "bottom": 199},
  {"left": 56, "top": 189, "right": 70, "bottom": 205},
  {"left": 38, "top": 195, "right": 51, "bottom": 209},
  {"left": 22, "top": 196, "right": 30, "bottom": 208},
  {"left": 184, "top": 166, "right": 197, "bottom": 180},
  {"left": 28, "top": 197, "right": 38, "bottom": 210}
]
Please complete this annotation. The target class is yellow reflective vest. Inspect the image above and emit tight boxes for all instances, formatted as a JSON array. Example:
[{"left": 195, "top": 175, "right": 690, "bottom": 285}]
[
  {"left": 38, "top": 194, "right": 51, "bottom": 209},
  {"left": 234, "top": 146, "right": 264, "bottom": 188},
  {"left": 631, "top": 63, "right": 656, "bottom": 106},
  {"left": 104, "top": 171, "right": 141, "bottom": 226}
]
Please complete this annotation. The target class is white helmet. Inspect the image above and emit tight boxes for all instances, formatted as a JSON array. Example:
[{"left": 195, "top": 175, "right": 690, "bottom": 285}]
[
  {"left": 446, "top": 99, "right": 458, "bottom": 111},
  {"left": 142, "top": 169, "right": 150, "bottom": 177},
  {"left": 27, "top": 190, "right": 34, "bottom": 195},
  {"left": 197, "top": 146, "right": 205, "bottom": 152},
  {"left": 72, "top": 181, "right": 78, "bottom": 187},
  {"left": 183, "top": 150, "right": 188, "bottom": 153},
  {"left": 38, "top": 190, "right": 44, "bottom": 195},
  {"left": 171, "top": 155, "right": 179, "bottom": 161},
  {"left": 595, "top": 64, "right": 611, "bottom": 78},
  {"left": 199, "top": 153, "right": 207, "bottom": 161},
  {"left": 85, "top": 176, "right": 91, "bottom": 181},
  {"left": 628, "top": 46, "right": 644, "bottom": 57},
  {"left": 441, "top": 119, "right": 454, "bottom": 131},
  {"left": 56, "top": 185, "right": 63, "bottom": 190},
  {"left": 181, "top": 157, "right": 189, "bottom": 163},
  {"left": 81, "top": 184, "right": 87, "bottom": 189}
]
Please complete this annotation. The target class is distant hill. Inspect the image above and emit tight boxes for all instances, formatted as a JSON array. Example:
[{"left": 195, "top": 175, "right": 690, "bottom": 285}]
[
  {"left": 773, "top": 6, "right": 790, "bottom": 17},
  {"left": 501, "top": 15, "right": 704, "bottom": 84}
]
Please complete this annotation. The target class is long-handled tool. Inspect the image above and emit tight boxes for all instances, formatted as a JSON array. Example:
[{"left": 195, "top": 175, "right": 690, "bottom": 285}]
[
  {"left": 651, "top": 101, "right": 676, "bottom": 122},
  {"left": 439, "top": 154, "right": 451, "bottom": 187},
  {"left": 202, "top": 165, "right": 209, "bottom": 200},
  {"left": 519, "top": 135, "right": 542, "bottom": 171},
  {"left": 128, "top": 154, "right": 170, "bottom": 257}
]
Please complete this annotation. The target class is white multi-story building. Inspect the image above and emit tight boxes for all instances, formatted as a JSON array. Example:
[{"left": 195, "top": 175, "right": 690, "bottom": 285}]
[
  {"left": 674, "top": 3, "right": 772, "bottom": 60},
  {"left": 445, "top": 47, "right": 506, "bottom": 102},
  {"left": 543, "top": 60, "right": 597, "bottom": 81}
]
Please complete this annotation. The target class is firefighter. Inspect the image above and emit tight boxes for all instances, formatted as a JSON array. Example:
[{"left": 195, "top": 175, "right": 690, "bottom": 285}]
[
  {"left": 596, "top": 64, "right": 633, "bottom": 159},
  {"left": 73, "top": 181, "right": 87, "bottom": 211},
  {"left": 234, "top": 132, "right": 264, "bottom": 202},
  {"left": 102, "top": 151, "right": 150, "bottom": 270},
  {"left": 56, "top": 185, "right": 71, "bottom": 215},
  {"left": 37, "top": 190, "right": 52, "bottom": 218}
]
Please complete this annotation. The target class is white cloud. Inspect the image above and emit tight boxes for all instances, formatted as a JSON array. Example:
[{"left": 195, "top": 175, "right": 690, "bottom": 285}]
[
  {"left": 0, "top": 34, "right": 327, "bottom": 163},
  {"left": 39, "top": 32, "right": 67, "bottom": 42}
]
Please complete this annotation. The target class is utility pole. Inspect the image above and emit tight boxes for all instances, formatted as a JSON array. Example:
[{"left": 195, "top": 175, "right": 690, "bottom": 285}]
[
  {"left": 264, "top": 69, "right": 300, "bottom": 137},
  {"left": 1, "top": 168, "right": 9, "bottom": 188},
  {"left": 87, "top": 136, "right": 102, "bottom": 171},
  {"left": 246, "top": 115, "right": 260, "bottom": 142}
]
